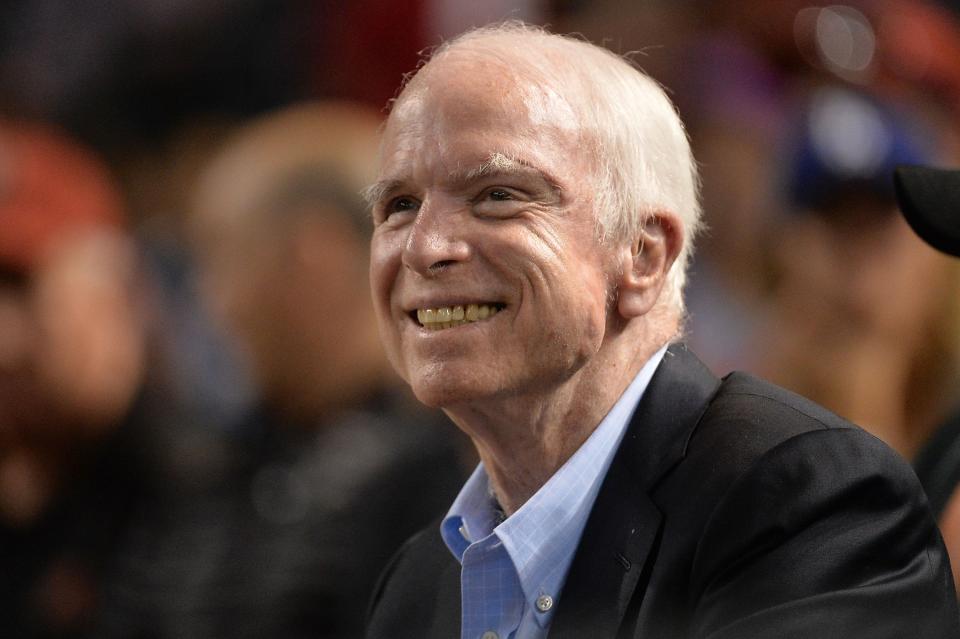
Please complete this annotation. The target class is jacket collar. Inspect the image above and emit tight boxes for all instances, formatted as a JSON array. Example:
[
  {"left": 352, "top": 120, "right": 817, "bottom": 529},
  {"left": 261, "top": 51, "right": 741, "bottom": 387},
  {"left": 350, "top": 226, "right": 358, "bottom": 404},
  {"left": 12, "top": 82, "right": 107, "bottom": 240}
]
[{"left": 549, "top": 343, "right": 721, "bottom": 638}]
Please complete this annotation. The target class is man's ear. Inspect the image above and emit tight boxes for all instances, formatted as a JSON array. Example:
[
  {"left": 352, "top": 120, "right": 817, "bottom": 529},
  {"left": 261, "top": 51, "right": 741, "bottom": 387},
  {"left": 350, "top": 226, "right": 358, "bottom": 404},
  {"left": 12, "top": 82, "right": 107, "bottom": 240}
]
[{"left": 616, "top": 212, "right": 683, "bottom": 319}]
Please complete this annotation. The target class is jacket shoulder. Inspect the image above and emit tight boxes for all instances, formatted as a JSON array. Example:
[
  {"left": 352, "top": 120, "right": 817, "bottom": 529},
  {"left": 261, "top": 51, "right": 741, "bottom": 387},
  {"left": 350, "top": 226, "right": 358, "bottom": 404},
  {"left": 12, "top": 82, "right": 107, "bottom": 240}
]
[
  {"left": 709, "top": 371, "right": 854, "bottom": 433},
  {"left": 661, "top": 373, "right": 957, "bottom": 637},
  {"left": 667, "top": 370, "right": 921, "bottom": 537},
  {"left": 681, "top": 371, "right": 858, "bottom": 473}
]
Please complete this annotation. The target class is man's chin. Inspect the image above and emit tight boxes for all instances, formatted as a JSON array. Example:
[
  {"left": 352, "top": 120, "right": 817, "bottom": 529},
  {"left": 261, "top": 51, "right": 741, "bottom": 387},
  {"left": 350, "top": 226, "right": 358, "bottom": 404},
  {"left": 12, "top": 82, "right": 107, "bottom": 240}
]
[
  {"left": 406, "top": 367, "right": 501, "bottom": 410},
  {"left": 409, "top": 380, "right": 480, "bottom": 409}
]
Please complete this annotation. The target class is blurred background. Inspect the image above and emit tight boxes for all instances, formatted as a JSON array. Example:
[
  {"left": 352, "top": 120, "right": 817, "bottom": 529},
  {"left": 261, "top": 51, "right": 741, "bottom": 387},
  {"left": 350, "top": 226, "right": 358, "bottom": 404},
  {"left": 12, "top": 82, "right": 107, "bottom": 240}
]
[{"left": 2, "top": 0, "right": 960, "bottom": 637}]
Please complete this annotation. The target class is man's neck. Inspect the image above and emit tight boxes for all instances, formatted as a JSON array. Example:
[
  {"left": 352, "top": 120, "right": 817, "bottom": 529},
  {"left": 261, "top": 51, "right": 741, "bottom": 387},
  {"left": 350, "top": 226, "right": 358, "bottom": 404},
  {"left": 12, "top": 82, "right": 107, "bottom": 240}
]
[{"left": 444, "top": 325, "right": 669, "bottom": 515}]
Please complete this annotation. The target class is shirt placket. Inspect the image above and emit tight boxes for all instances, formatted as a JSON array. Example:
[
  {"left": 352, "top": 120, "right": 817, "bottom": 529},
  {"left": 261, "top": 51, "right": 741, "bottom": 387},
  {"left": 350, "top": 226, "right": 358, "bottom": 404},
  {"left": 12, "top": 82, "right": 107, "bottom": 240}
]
[{"left": 460, "top": 534, "right": 524, "bottom": 639}]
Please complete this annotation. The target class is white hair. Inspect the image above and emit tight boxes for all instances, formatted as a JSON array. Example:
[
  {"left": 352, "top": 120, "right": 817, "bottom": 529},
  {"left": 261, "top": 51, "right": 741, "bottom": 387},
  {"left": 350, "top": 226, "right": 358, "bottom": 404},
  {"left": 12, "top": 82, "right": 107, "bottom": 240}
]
[{"left": 395, "top": 22, "right": 703, "bottom": 315}]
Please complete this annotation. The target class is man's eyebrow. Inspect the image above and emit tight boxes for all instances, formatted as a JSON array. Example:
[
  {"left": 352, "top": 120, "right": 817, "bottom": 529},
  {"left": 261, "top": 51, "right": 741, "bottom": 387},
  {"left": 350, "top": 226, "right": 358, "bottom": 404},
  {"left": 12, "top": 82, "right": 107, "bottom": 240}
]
[
  {"left": 462, "top": 152, "right": 525, "bottom": 181},
  {"left": 461, "top": 152, "right": 561, "bottom": 194},
  {"left": 361, "top": 179, "right": 404, "bottom": 207},
  {"left": 362, "top": 154, "right": 561, "bottom": 206}
]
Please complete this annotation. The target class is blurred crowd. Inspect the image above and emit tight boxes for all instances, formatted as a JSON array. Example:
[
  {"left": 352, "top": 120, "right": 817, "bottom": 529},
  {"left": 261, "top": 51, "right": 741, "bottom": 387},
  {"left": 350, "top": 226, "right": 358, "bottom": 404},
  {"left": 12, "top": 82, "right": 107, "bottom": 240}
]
[{"left": 2, "top": 0, "right": 960, "bottom": 637}]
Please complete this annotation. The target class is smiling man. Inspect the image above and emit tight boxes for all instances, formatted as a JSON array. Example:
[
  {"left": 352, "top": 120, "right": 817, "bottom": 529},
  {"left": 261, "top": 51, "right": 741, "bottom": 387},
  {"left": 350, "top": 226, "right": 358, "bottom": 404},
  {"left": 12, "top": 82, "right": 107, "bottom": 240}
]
[{"left": 364, "top": 23, "right": 958, "bottom": 639}]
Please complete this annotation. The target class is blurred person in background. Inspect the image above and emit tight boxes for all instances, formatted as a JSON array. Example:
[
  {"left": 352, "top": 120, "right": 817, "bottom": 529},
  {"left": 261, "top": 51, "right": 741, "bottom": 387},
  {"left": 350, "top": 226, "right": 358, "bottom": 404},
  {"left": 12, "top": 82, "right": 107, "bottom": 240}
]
[
  {"left": 897, "top": 164, "right": 960, "bottom": 592},
  {"left": 760, "top": 86, "right": 960, "bottom": 459},
  {"left": 679, "top": 0, "right": 960, "bottom": 365},
  {"left": 643, "top": 0, "right": 960, "bottom": 461},
  {"left": 0, "top": 120, "right": 151, "bottom": 638},
  {"left": 190, "top": 102, "right": 399, "bottom": 427},
  {"left": 95, "top": 101, "right": 465, "bottom": 639}
]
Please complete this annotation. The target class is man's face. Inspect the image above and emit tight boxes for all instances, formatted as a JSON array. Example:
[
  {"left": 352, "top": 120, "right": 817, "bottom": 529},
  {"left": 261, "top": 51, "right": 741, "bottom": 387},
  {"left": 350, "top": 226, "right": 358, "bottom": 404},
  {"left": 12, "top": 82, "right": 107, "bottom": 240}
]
[{"left": 369, "top": 58, "right": 620, "bottom": 409}]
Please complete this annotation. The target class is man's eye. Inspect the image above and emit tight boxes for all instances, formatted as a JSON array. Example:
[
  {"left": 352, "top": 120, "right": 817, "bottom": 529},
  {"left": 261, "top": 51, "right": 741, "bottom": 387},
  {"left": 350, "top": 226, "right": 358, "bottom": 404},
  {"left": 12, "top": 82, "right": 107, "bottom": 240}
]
[
  {"left": 387, "top": 196, "right": 420, "bottom": 214},
  {"left": 487, "top": 189, "right": 512, "bottom": 201}
]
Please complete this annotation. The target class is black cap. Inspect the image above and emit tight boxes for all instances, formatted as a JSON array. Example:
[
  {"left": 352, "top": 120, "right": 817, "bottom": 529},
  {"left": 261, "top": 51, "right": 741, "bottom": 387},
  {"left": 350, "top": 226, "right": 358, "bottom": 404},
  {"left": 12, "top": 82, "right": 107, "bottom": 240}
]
[{"left": 894, "top": 165, "right": 960, "bottom": 257}]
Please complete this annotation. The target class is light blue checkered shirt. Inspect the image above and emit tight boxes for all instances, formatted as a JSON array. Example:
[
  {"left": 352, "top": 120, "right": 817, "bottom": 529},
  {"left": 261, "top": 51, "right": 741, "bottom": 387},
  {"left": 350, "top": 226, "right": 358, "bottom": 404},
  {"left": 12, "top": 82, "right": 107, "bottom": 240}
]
[{"left": 440, "top": 346, "right": 667, "bottom": 639}]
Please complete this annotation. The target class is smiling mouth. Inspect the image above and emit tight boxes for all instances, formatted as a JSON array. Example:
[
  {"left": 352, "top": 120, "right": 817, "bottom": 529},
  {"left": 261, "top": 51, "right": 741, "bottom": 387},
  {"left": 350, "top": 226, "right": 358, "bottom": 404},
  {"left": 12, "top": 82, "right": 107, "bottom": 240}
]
[{"left": 413, "top": 303, "right": 505, "bottom": 331}]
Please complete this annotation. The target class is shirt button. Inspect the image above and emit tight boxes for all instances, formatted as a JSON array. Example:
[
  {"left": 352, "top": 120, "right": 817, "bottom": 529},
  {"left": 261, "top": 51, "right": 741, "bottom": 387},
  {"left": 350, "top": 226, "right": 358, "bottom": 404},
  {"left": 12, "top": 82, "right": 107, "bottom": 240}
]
[
  {"left": 481, "top": 632, "right": 499, "bottom": 639},
  {"left": 536, "top": 594, "right": 554, "bottom": 612}
]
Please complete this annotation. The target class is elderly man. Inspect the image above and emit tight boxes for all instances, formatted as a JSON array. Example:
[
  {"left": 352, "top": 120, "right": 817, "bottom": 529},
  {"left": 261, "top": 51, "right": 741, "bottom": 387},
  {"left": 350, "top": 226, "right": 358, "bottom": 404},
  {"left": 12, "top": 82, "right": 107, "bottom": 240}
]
[{"left": 365, "top": 23, "right": 958, "bottom": 639}]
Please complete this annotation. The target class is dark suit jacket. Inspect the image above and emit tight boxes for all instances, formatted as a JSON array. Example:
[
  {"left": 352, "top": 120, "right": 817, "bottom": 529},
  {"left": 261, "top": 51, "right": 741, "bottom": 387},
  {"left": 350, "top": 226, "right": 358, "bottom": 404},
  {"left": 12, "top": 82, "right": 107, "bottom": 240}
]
[{"left": 366, "top": 345, "right": 959, "bottom": 638}]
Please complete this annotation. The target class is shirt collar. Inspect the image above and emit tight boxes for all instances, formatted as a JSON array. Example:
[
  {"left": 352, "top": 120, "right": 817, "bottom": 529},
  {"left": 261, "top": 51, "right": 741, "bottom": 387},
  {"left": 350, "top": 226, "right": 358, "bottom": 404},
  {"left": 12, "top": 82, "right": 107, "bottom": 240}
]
[
  {"left": 441, "top": 463, "right": 499, "bottom": 560},
  {"left": 441, "top": 345, "right": 668, "bottom": 624}
]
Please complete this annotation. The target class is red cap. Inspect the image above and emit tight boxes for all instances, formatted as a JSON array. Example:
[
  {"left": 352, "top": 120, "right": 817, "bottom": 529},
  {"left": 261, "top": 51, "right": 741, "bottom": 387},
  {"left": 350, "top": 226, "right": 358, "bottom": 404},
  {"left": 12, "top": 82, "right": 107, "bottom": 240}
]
[{"left": 0, "top": 121, "right": 124, "bottom": 273}]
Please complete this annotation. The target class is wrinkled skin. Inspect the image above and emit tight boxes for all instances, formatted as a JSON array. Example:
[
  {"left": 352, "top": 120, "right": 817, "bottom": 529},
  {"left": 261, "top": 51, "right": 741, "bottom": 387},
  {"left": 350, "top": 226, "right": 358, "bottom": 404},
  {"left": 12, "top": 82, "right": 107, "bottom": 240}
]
[
  {"left": 368, "top": 54, "right": 681, "bottom": 510},
  {"left": 370, "top": 62, "right": 612, "bottom": 411}
]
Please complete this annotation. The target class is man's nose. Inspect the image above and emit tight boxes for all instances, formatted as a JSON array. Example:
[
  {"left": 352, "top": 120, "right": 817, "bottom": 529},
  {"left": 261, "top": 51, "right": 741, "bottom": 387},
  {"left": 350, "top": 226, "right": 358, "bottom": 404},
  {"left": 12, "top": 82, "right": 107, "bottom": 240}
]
[{"left": 401, "top": 198, "right": 470, "bottom": 276}]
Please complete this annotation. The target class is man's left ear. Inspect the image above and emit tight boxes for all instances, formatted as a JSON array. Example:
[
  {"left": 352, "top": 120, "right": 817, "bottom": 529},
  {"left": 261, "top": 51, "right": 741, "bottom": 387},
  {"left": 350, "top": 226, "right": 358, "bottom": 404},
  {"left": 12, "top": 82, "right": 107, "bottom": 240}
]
[{"left": 615, "top": 212, "right": 683, "bottom": 319}]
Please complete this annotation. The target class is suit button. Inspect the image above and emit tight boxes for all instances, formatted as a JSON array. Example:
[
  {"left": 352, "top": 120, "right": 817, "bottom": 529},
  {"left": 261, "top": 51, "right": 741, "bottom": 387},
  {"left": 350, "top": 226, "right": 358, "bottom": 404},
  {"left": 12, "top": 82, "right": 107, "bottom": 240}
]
[
  {"left": 481, "top": 632, "right": 499, "bottom": 639},
  {"left": 536, "top": 594, "right": 554, "bottom": 612}
]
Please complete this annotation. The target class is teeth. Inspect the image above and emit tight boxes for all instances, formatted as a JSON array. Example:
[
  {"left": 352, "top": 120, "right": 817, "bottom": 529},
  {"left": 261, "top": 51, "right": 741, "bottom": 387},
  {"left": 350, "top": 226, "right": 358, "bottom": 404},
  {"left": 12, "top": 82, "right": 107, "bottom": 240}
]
[{"left": 415, "top": 304, "right": 502, "bottom": 330}]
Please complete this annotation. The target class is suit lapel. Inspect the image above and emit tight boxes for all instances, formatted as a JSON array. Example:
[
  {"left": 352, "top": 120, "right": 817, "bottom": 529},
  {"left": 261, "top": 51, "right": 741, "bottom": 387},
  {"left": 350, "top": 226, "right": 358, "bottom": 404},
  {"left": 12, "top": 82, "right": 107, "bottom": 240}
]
[
  {"left": 550, "top": 344, "right": 721, "bottom": 638},
  {"left": 429, "top": 554, "right": 463, "bottom": 638},
  {"left": 548, "top": 461, "right": 663, "bottom": 639}
]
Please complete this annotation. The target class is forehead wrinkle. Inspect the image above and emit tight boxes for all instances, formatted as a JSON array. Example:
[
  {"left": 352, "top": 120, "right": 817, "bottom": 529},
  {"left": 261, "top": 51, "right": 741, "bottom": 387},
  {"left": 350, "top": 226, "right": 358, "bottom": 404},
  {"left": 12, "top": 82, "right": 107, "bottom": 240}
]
[{"left": 381, "top": 64, "right": 581, "bottom": 203}]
